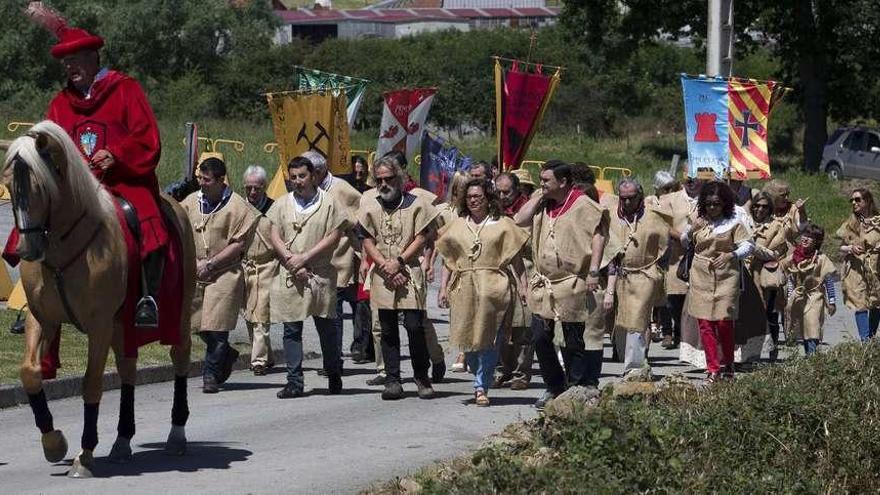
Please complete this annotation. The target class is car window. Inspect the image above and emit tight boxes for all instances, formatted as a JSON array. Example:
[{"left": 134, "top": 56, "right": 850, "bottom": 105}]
[
  {"left": 828, "top": 128, "right": 846, "bottom": 145},
  {"left": 844, "top": 131, "right": 865, "bottom": 151},
  {"left": 867, "top": 133, "right": 880, "bottom": 152}
]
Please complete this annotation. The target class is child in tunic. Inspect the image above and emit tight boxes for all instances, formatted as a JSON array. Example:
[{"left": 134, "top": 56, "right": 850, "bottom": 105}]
[{"left": 784, "top": 224, "right": 837, "bottom": 355}]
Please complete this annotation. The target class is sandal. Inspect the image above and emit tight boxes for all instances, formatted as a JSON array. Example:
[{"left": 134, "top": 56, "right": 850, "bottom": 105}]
[{"left": 475, "top": 390, "right": 490, "bottom": 407}]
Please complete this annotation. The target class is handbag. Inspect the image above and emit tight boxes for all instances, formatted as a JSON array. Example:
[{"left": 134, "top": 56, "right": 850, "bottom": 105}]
[{"left": 676, "top": 245, "right": 695, "bottom": 282}]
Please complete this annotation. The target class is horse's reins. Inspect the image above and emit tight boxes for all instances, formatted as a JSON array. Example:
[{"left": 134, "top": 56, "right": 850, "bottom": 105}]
[{"left": 10, "top": 150, "right": 101, "bottom": 334}]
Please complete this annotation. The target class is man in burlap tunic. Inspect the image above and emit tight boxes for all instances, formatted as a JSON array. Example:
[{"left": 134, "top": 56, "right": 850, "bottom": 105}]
[
  {"left": 268, "top": 156, "right": 347, "bottom": 398},
  {"left": 241, "top": 165, "right": 276, "bottom": 376},
  {"left": 515, "top": 160, "right": 609, "bottom": 409},
  {"left": 494, "top": 172, "right": 534, "bottom": 390},
  {"left": 305, "top": 151, "right": 363, "bottom": 371},
  {"left": 182, "top": 158, "right": 257, "bottom": 393},
  {"left": 657, "top": 174, "right": 696, "bottom": 349},
  {"left": 605, "top": 179, "right": 672, "bottom": 372},
  {"left": 357, "top": 157, "right": 440, "bottom": 400}
]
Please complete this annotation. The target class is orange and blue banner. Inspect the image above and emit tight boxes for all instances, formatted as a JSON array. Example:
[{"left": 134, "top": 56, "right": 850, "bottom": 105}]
[{"left": 681, "top": 74, "right": 784, "bottom": 180}]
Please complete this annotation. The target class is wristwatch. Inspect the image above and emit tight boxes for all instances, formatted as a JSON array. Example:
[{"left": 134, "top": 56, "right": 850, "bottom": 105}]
[
  {"left": 588, "top": 269, "right": 600, "bottom": 278},
  {"left": 397, "top": 256, "right": 406, "bottom": 266},
  {"left": 206, "top": 259, "right": 215, "bottom": 272}
]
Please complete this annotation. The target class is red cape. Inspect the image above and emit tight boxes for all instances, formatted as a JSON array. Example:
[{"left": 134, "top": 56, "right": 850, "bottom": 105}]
[{"left": 46, "top": 70, "right": 167, "bottom": 256}]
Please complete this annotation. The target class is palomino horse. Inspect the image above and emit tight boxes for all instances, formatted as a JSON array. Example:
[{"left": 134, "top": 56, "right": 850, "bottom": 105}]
[{"left": 1, "top": 121, "right": 197, "bottom": 478}]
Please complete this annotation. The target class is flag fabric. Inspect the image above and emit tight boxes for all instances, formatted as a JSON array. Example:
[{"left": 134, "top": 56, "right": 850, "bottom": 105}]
[
  {"left": 681, "top": 74, "right": 784, "bottom": 180},
  {"left": 419, "top": 133, "right": 472, "bottom": 200},
  {"left": 296, "top": 66, "right": 369, "bottom": 130},
  {"left": 265, "top": 90, "right": 350, "bottom": 199},
  {"left": 495, "top": 59, "right": 561, "bottom": 171},
  {"left": 377, "top": 88, "right": 437, "bottom": 163}
]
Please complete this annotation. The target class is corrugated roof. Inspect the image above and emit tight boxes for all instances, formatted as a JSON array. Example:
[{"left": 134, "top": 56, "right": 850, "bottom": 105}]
[{"left": 275, "top": 7, "right": 559, "bottom": 24}]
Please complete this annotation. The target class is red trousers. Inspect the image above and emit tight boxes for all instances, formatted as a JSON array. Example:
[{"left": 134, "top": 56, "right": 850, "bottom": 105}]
[{"left": 697, "top": 319, "right": 734, "bottom": 373}]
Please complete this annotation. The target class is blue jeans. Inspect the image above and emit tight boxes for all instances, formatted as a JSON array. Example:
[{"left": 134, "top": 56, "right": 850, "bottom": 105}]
[
  {"left": 803, "top": 338, "right": 819, "bottom": 355},
  {"left": 283, "top": 317, "right": 341, "bottom": 391},
  {"left": 199, "top": 331, "right": 230, "bottom": 381},
  {"left": 465, "top": 329, "right": 503, "bottom": 391},
  {"left": 854, "top": 309, "right": 880, "bottom": 342}
]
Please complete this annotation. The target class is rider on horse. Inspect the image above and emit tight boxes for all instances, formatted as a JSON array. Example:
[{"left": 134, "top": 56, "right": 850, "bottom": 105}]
[{"left": 22, "top": 2, "right": 167, "bottom": 327}]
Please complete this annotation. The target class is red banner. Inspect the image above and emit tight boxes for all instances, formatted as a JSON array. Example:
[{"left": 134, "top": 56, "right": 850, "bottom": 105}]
[{"left": 495, "top": 59, "right": 560, "bottom": 170}]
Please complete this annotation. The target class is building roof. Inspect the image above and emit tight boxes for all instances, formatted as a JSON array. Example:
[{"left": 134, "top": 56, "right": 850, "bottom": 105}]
[{"left": 275, "top": 6, "right": 560, "bottom": 24}]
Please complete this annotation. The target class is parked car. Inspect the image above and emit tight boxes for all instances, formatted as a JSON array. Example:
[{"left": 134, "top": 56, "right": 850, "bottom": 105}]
[{"left": 821, "top": 127, "right": 880, "bottom": 180}]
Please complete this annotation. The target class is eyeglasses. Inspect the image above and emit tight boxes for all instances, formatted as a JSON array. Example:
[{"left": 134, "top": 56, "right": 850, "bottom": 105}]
[
  {"left": 466, "top": 194, "right": 485, "bottom": 200},
  {"left": 620, "top": 195, "right": 640, "bottom": 202},
  {"left": 851, "top": 197, "right": 864, "bottom": 203}
]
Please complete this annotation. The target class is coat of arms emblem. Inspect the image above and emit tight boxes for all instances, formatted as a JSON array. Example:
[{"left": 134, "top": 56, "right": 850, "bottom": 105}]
[{"left": 80, "top": 129, "right": 98, "bottom": 158}]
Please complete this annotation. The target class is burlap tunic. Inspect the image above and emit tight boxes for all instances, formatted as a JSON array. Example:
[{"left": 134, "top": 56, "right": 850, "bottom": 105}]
[
  {"left": 608, "top": 207, "right": 673, "bottom": 331},
  {"left": 687, "top": 220, "right": 750, "bottom": 321},
  {"left": 182, "top": 192, "right": 257, "bottom": 332},
  {"left": 436, "top": 216, "right": 529, "bottom": 351},
  {"left": 268, "top": 191, "right": 346, "bottom": 323},
  {"left": 242, "top": 214, "right": 277, "bottom": 323},
  {"left": 836, "top": 216, "right": 880, "bottom": 310},
  {"left": 358, "top": 192, "right": 439, "bottom": 310},
  {"left": 324, "top": 178, "right": 361, "bottom": 288},
  {"left": 661, "top": 189, "right": 696, "bottom": 295},
  {"left": 784, "top": 253, "right": 836, "bottom": 340},
  {"left": 529, "top": 195, "right": 608, "bottom": 331}
]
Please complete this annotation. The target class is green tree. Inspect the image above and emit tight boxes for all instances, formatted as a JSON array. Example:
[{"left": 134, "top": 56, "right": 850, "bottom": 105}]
[{"left": 561, "top": 0, "right": 880, "bottom": 171}]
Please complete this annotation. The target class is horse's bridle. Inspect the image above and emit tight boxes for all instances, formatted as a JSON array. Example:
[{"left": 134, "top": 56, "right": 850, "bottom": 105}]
[{"left": 10, "top": 144, "right": 98, "bottom": 334}]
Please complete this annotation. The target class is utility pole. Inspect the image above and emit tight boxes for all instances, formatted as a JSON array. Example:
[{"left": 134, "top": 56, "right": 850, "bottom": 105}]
[{"left": 707, "top": 0, "right": 734, "bottom": 77}]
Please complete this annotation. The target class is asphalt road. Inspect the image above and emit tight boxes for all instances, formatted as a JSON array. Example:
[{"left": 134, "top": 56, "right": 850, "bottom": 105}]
[{"left": 0, "top": 203, "right": 864, "bottom": 494}]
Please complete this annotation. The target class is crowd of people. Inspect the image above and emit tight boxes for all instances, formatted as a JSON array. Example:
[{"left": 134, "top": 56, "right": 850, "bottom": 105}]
[
  {"left": 183, "top": 146, "right": 877, "bottom": 408},
  {"left": 17, "top": 13, "right": 878, "bottom": 411}
]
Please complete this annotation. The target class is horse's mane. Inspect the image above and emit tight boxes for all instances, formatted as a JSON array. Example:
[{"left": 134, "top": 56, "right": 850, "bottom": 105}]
[{"left": 5, "top": 120, "right": 115, "bottom": 219}]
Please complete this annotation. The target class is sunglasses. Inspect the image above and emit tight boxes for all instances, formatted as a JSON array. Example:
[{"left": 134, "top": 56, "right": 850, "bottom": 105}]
[
  {"left": 851, "top": 197, "right": 864, "bottom": 203},
  {"left": 754, "top": 203, "right": 770, "bottom": 209},
  {"left": 375, "top": 176, "right": 396, "bottom": 185},
  {"left": 705, "top": 201, "right": 723, "bottom": 207}
]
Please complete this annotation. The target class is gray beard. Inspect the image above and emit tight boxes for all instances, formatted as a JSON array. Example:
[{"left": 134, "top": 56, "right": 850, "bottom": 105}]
[{"left": 379, "top": 187, "right": 400, "bottom": 203}]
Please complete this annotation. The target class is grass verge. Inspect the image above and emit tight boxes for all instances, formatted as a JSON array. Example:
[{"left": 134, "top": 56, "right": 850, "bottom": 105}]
[
  {"left": 0, "top": 310, "right": 206, "bottom": 386},
  {"left": 388, "top": 341, "right": 880, "bottom": 494}
]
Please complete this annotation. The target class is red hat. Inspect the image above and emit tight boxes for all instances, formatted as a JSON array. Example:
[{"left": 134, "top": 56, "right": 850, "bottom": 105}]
[
  {"left": 50, "top": 27, "right": 104, "bottom": 59},
  {"left": 25, "top": 2, "right": 103, "bottom": 58}
]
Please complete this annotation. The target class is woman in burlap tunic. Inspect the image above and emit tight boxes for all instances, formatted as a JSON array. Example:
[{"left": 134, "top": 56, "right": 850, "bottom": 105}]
[
  {"left": 436, "top": 179, "right": 529, "bottom": 406},
  {"left": 682, "top": 181, "right": 753, "bottom": 382},
  {"left": 835, "top": 187, "right": 880, "bottom": 341},
  {"left": 783, "top": 224, "right": 837, "bottom": 355},
  {"left": 745, "top": 192, "right": 792, "bottom": 361},
  {"left": 181, "top": 158, "right": 258, "bottom": 392}
]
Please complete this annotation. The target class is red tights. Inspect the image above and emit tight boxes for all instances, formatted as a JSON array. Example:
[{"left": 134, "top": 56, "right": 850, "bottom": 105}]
[{"left": 697, "top": 319, "right": 734, "bottom": 373}]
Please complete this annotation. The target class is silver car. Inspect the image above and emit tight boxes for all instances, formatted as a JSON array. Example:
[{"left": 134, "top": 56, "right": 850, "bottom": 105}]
[{"left": 822, "top": 127, "right": 880, "bottom": 180}]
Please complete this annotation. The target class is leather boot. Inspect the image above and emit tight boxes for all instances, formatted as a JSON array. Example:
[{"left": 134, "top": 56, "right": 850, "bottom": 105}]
[{"left": 135, "top": 251, "right": 164, "bottom": 328}]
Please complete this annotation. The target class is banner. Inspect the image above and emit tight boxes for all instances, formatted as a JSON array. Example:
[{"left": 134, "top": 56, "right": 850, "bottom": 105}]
[
  {"left": 296, "top": 66, "right": 369, "bottom": 130},
  {"left": 265, "top": 90, "right": 350, "bottom": 199},
  {"left": 681, "top": 74, "right": 784, "bottom": 180},
  {"left": 377, "top": 88, "right": 437, "bottom": 163},
  {"left": 419, "top": 133, "right": 473, "bottom": 200},
  {"left": 495, "top": 59, "right": 561, "bottom": 171}
]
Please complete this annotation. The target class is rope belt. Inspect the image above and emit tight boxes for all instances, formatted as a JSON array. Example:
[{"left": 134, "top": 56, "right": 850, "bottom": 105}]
[{"left": 529, "top": 272, "right": 579, "bottom": 321}]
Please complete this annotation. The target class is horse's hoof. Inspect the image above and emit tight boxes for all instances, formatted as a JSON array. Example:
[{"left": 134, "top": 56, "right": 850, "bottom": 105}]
[
  {"left": 68, "top": 451, "right": 94, "bottom": 479},
  {"left": 41, "top": 430, "right": 68, "bottom": 463},
  {"left": 108, "top": 436, "right": 132, "bottom": 464},
  {"left": 164, "top": 426, "right": 187, "bottom": 456}
]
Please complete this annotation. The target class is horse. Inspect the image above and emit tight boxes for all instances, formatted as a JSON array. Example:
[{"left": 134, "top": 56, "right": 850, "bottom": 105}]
[{"left": 1, "top": 120, "right": 197, "bottom": 478}]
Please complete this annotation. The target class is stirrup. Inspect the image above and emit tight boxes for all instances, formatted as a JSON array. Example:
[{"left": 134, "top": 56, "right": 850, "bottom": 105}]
[{"left": 135, "top": 296, "right": 159, "bottom": 328}]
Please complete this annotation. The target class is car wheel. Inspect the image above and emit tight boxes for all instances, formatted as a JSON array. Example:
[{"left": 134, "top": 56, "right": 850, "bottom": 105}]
[{"left": 826, "top": 163, "right": 842, "bottom": 180}]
